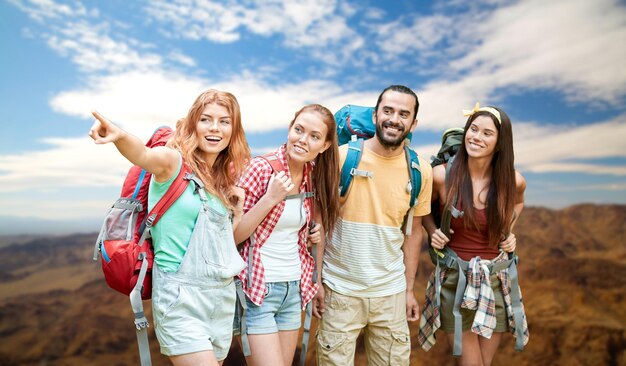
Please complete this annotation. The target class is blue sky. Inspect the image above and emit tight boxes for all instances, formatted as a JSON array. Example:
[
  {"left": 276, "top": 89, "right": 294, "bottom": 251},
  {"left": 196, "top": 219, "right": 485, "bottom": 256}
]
[{"left": 1, "top": 0, "right": 625, "bottom": 234}]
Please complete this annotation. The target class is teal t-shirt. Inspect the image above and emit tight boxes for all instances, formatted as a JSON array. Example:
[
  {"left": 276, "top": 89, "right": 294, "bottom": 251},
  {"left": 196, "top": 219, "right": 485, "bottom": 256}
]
[{"left": 148, "top": 155, "right": 228, "bottom": 272}]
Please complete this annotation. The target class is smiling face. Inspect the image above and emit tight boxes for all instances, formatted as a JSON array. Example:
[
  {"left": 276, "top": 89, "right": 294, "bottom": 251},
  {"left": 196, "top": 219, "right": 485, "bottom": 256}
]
[
  {"left": 373, "top": 90, "right": 417, "bottom": 148},
  {"left": 286, "top": 110, "right": 331, "bottom": 165},
  {"left": 464, "top": 114, "right": 499, "bottom": 158},
  {"left": 195, "top": 102, "right": 233, "bottom": 165}
]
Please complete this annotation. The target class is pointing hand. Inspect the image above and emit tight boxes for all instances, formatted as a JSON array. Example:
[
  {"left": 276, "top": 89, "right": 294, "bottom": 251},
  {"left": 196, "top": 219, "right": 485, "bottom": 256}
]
[{"left": 89, "top": 110, "right": 124, "bottom": 144}]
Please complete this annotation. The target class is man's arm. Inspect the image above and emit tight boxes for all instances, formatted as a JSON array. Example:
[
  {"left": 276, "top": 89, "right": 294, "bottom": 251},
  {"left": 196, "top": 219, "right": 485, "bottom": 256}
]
[{"left": 402, "top": 215, "right": 424, "bottom": 322}]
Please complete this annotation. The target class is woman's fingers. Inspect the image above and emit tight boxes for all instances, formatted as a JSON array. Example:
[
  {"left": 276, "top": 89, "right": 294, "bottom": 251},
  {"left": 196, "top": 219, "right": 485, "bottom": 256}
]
[
  {"left": 275, "top": 171, "right": 294, "bottom": 192},
  {"left": 310, "top": 223, "right": 322, "bottom": 233},
  {"left": 89, "top": 110, "right": 120, "bottom": 144},
  {"left": 500, "top": 233, "right": 516, "bottom": 252},
  {"left": 91, "top": 110, "right": 110, "bottom": 126},
  {"left": 430, "top": 228, "right": 451, "bottom": 249}
]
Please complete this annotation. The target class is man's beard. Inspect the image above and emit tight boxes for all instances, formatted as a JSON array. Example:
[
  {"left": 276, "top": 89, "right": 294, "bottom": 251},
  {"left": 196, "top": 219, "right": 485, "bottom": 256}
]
[{"left": 375, "top": 120, "right": 411, "bottom": 148}]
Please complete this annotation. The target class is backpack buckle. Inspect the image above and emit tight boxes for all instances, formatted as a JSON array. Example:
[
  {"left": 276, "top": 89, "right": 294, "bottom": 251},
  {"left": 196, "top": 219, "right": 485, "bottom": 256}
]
[
  {"left": 451, "top": 205, "right": 464, "bottom": 219},
  {"left": 350, "top": 168, "right": 373, "bottom": 178},
  {"left": 145, "top": 213, "right": 157, "bottom": 227}
]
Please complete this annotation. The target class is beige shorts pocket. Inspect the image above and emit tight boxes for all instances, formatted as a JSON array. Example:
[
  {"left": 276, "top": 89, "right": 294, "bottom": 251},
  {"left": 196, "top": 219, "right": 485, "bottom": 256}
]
[
  {"left": 316, "top": 329, "right": 350, "bottom": 365},
  {"left": 389, "top": 328, "right": 411, "bottom": 365}
]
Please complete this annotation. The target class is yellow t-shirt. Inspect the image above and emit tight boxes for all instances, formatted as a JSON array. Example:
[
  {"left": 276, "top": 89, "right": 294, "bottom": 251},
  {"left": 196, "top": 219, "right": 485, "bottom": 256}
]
[{"left": 322, "top": 144, "right": 432, "bottom": 297}]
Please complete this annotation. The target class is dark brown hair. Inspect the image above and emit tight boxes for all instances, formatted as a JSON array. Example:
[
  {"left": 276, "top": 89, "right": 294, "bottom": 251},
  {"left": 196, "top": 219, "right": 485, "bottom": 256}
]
[
  {"left": 289, "top": 104, "right": 340, "bottom": 235},
  {"left": 445, "top": 107, "right": 516, "bottom": 247}
]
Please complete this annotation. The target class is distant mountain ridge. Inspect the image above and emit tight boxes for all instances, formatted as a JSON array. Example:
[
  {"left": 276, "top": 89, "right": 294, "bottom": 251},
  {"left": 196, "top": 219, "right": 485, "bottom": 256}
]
[
  {"left": 0, "top": 204, "right": 624, "bottom": 365},
  {"left": 0, "top": 215, "right": 102, "bottom": 236}
]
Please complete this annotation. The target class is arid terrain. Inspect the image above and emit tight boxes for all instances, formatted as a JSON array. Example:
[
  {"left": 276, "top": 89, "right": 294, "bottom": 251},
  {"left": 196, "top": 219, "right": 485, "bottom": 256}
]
[{"left": 0, "top": 204, "right": 624, "bottom": 366}]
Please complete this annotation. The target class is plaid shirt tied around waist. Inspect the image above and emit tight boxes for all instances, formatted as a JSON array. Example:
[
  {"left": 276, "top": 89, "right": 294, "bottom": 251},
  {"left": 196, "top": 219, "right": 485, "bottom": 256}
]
[
  {"left": 236, "top": 144, "right": 318, "bottom": 309},
  {"left": 418, "top": 250, "right": 529, "bottom": 351}
]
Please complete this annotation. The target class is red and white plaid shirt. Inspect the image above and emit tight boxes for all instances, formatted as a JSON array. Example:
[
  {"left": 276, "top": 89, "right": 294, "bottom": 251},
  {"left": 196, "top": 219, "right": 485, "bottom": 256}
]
[{"left": 237, "top": 144, "right": 318, "bottom": 308}]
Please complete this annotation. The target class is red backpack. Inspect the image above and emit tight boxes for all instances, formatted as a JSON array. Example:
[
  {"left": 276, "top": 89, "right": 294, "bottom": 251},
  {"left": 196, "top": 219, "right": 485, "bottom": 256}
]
[
  {"left": 92, "top": 127, "right": 190, "bottom": 365},
  {"left": 93, "top": 126, "right": 190, "bottom": 299}
]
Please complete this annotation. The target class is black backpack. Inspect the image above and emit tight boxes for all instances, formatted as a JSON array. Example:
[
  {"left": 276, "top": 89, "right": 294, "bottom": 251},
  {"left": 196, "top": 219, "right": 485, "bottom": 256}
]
[{"left": 430, "top": 127, "right": 464, "bottom": 237}]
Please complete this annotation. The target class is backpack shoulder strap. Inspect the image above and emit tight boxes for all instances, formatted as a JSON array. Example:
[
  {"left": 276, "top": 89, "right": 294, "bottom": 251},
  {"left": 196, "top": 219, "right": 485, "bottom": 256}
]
[
  {"left": 259, "top": 152, "right": 285, "bottom": 173},
  {"left": 402, "top": 143, "right": 422, "bottom": 235},
  {"left": 439, "top": 157, "right": 463, "bottom": 238},
  {"left": 144, "top": 163, "right": 191, "bottom": 229},
  {"left": 260, "top": 153, "right": 314, "bottom": 201},
  {"left": 404, "top": 143, "right": 422, "bottom": 208},
  {"left": 339, "top": 137, "right": 372, "bottom": 197}
]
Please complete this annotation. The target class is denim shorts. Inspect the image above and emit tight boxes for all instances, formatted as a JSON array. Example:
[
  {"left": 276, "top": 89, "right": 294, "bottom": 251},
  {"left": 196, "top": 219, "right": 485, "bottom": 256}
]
[{"left": 235, "top": 280, "right": 302, "bottom": 335}]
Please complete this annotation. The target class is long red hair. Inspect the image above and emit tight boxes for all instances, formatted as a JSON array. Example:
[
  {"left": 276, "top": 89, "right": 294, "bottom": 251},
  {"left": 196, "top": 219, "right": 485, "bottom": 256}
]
[{"left": 169, "top": 89, "right": 250, "bottom": 209}]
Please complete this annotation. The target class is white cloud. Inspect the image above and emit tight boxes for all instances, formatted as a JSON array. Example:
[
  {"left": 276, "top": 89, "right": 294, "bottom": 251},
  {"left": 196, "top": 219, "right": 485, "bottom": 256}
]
[
  {"left": 8, "top": 0, "right": 89, "bottom": 22},
  {"left": 145, "top": 0, "right": 364, "bottom": 63},
  {"left": 10, "top": 0, "right": 196, "bottom": 76},
  {"left": 169, "top": 50, "right": 197, "bottom": 67},
  {"left": 1, "top": 198, "right": 113, "bottom": 220},
  {"left": 1, "top": 73, "right": 624, "bottom": 221},
  {"left": 448, "top": 0, "right": 626, "bottom": 106},
  {"left": 46, "top": 21, "right": 163, "bottom": 73},
  {"left": 526, "top": 163, "right": 626, "bottom": 175},
  {"left": 49, "top": 71, "right": 207, "bottom": 138},
  {"left": 548, "top": 182, "right": 626, "bottom": 192},
  {"left": 365, "top": 0, "right": 626, "bottom": 114},
  {"left": 514, "top": 116, "right": 626, "bottom": 175},
  {"left": 0, "top": 137, "right": 130, "bottom": 192},
  {"left": 48, "top": 70, "right": 374, "bottom": 134},
  {"left": 1, "top": 69, "right": 622, "bottom": 196},
  {"left": 372, "top": 14, "right": 455, "bottom": 56}
]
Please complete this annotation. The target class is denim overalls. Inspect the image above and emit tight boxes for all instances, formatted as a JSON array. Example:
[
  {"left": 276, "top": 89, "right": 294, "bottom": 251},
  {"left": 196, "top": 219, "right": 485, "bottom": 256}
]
[{"left": 152, "top": 178, "right": 245, "bottom": 359}]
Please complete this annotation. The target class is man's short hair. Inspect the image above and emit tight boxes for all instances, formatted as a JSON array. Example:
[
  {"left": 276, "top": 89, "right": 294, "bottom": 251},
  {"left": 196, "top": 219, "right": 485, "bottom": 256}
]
[{"left": 374, "top": 85, "right": 419, "bottom": 119}]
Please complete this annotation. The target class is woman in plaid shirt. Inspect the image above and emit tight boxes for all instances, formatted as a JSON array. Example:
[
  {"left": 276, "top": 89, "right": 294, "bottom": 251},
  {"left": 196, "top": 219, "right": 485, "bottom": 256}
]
[
  {"left": 234, "top": 104, "right": 340, "bottom": 366},
  {"left": 421, "top": 104, "right": 528, "bottom": 366}
]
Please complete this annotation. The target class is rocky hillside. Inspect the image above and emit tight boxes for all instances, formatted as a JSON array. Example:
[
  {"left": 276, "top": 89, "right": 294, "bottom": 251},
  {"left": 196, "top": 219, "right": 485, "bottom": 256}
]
[{"left": 0, "top": 205, "right": 624, "bottom": 365}]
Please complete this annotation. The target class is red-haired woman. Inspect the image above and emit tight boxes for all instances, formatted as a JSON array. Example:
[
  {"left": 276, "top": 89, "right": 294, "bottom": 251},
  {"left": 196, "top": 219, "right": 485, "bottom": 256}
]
[{"left": 90, "top": 89, "right": 250, "bottom": 366}]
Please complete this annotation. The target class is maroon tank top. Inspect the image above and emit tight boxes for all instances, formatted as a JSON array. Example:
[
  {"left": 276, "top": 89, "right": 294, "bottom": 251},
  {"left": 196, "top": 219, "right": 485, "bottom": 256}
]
[{"left": 446, "top": 206, "right": 500, "bottom": 261}]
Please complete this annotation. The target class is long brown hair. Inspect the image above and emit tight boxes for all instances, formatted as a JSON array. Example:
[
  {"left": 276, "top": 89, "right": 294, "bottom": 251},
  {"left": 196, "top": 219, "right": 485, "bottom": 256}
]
[
  {"left": 445, "top": 107, "right": 516, "bottom": 248},
  {"left": 289, "top": 104, "right": 340, "bottom": 236},
  {"left": 169, "top": 89, "right": 250, "bottom": 209}
]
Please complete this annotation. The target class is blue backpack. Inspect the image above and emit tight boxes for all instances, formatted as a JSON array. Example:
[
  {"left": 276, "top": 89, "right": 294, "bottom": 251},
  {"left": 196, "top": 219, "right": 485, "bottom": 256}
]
[{"left": 334, "top": 105, "right": 422, "bottom": 234}]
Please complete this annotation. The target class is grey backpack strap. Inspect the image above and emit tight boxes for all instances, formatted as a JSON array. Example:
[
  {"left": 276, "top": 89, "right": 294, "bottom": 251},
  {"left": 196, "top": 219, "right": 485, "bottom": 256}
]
[
  {"left": 130, "top": 247, "right": 151, "bottom": 366},
  {"left": 247, "top": 235, "right": 255, "bottom": 286},
  {"left": 300, "top": 241, "right": 317, "bottom": 366},
  {"left": 285, "top": 191, "right": 315, "bottom": 200},
  {"left": 300, "top": 301, "right": 313, "bottom": 365},
  {"left": 507, "top": 255, "right": 525, "bottom": 352},
  {"left": 235, "top": 281, "right": 252, "bottom": 356},
  {"left": 451, "top": 257, "right": 469, "bottom": 357},
  {"left": 238, "top": 233, "right": 256, "bottom": 357}
]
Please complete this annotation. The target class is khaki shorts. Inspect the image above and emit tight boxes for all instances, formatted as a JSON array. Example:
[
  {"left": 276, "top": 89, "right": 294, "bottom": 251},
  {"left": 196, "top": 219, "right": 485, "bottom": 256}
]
[
  {"left": 440, "top": 268, "right": 508, "bottom": 333},
  {"left": 316, "top": 285, "right": 410, "bottom": 366}
]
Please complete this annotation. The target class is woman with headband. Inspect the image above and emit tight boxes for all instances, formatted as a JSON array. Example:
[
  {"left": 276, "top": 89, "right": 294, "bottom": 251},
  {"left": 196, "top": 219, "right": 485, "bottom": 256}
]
[{"left": 419, "top": 103, "right": 529, "bottom": 366}]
